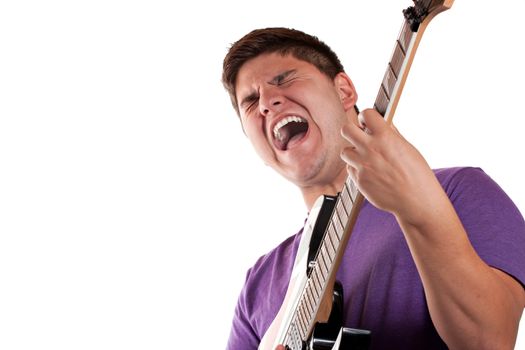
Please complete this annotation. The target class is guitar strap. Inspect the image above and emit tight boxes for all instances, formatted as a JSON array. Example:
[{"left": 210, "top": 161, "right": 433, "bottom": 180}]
[{"left": 307, "top": 195, "right": 336, "bottom": 275}]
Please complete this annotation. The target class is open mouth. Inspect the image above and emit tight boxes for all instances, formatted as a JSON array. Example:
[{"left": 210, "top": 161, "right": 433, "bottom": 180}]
[{"left": 272, "top": 116, "right": 309, "bottom": 151}]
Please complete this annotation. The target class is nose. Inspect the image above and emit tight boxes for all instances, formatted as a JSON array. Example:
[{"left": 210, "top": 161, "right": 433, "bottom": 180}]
[{"left": 259, "top": 87, "right": 284, "bottom": 116}]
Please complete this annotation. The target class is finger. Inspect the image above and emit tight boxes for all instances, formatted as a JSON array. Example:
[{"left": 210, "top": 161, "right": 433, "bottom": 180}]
[
  {"left": 341, "top": 121, "right": 367, "bottom": 148},
  {"left": 346, "top": 163, "right": 358, "bottom": 181},
  {"left": 340, "top": 147, "right": 359, "bottom": 181},
  {"left": 340, "top": 146, "right": 363, "bottom": 170},
  {"left": 359, "top": 108, "right": 387, "bottom": 135}
]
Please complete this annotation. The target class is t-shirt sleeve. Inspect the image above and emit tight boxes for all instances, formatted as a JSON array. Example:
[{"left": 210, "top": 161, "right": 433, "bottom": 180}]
[
  {"left": 226, "top": 268, "right": 260, "bottom": 350},
  {"left": 443, "top": 167, "right": 525, "bottom": 288},
  {"left": 225, "top": 231, "right": 300, "bottom": 350}
]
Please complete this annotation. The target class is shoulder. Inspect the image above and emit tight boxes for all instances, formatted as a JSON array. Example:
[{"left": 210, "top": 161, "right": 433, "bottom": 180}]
[
  {"left": 433, "top": 166, "right": 523, "bottom": 221},
  {"left": 433, "top": 166, "right": 486, "bottom": 188},
  {"left": 433, "top": 167, "right": 522, "bottom": 211},
  {"left": 433, "top": 166, "right": 509, "bottom": 202},
  {"left": 245, "top": 228, "right": 303, "bottom": 290},
  {"left": 231, "top": 227, "right": 304, "bottom": 345}
]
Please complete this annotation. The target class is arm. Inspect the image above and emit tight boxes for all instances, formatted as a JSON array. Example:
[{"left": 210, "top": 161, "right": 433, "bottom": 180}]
[{"left": 340, "top": 109, "right": 525, "bottom": 350}]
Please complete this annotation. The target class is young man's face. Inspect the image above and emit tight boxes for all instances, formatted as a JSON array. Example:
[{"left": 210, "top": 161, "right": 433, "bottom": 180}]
[{"left": 235, "top": 53, "right": 358, "bottom": 189}]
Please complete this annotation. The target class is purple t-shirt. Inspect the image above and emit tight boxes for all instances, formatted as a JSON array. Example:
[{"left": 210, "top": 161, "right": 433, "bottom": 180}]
[{"left": 226, "top": 167, "right": 525, "bottom": 349}]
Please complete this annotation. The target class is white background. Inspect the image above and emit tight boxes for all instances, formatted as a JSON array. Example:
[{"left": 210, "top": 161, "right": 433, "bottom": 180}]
[{"left": 1, "top": 0, "right": 524, "bottom": 348}]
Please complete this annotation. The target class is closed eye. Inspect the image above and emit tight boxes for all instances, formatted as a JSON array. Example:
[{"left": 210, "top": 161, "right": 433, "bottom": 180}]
[
  {"left": 271, "top": 69, "right": 297, "bottom": 86},
  {"left": 277, "top": 77, "right": 295, "bottom": 86},
  {"left": 243, "top": 97, "right": 258, "bottom": 113},
  {"left": 240, "top": 92, "right": 259, "bottom": 113}
]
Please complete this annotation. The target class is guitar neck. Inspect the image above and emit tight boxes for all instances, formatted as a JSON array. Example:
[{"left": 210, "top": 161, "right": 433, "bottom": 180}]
[
  {"left": 374, "top": 19, "right": 418, "bottom": 123},
  {"left": 280, "top": 1, "right": 454, "bottom": 348},
  {"left": 376, "top": 0, "right": 454, "bottom": 124}
]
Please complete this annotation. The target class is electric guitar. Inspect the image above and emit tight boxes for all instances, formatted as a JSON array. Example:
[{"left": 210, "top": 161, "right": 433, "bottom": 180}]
[{"left": 258, "top": 1, "right": 454, "bottom": 349}]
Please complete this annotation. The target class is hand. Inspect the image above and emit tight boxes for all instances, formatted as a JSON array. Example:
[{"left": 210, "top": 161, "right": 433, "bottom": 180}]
[
  {"left": 340, "top": 108, "right": 441, "bottom": 224},
  {"left": 275, "top": 345, "right": 285, "bottom": 350}
]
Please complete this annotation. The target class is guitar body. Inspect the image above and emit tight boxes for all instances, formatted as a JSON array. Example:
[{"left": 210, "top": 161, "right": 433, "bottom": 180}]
[
  {"left": 310, "top": 281, "right": 371, "bottom": 350},
  {"left": 259, "top": 196, "right": 371, "bottom": 350},
  {"left": 306, "top": 198, "right": 371, "bottom": 350}
]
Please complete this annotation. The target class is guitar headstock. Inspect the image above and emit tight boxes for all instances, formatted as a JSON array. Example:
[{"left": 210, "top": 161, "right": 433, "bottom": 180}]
[{"left": 403, "top": 0, "right": 454, "bottom": 32}]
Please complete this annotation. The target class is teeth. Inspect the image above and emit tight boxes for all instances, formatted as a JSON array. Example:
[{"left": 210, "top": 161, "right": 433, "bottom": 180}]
[{"left": 273, "top": 116, "right": 306, "bottom": 141}]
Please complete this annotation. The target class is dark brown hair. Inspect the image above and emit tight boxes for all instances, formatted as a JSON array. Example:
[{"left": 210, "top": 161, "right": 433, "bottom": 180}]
[{"left": 222, "top": 27, "right": 346, "bottom": 115}]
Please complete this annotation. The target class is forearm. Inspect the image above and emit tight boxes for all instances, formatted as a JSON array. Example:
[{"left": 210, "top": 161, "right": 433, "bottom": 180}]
[
  {"left": 396, "top": 185, "right": 521, "bottom": 350},
  {"left": 340, "top": 110, "right": 524, "bottom": 347}
]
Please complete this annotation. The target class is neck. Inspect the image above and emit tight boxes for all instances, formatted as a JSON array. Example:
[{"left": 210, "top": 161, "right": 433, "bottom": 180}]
[{"left": 301, "top": 166, "right": 349, "bottom": 211}]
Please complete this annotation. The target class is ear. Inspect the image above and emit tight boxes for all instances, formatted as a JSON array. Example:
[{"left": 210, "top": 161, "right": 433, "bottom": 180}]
[{"left": 334, "top": 72, "right": 358, "bottom": 112}]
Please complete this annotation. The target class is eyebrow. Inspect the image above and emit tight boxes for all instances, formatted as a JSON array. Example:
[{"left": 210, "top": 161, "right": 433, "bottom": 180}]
[
  {"left": 269, "top": 69, "right": 296, "bottom": 85},
  {"left": 239, "top": 69, "right": 297, "bottom": 109}
]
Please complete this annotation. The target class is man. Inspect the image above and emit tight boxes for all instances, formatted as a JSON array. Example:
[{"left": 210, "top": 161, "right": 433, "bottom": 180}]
[{"left": 222, "top": 27, "right": 525, "bottom": 349}]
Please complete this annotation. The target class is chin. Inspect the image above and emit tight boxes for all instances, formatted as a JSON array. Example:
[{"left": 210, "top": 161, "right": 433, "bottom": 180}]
[{"left": 282, "top": 162, "right": 324, "bottom": 187}]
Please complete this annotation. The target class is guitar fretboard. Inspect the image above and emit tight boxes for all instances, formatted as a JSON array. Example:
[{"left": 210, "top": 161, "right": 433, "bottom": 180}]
[
  {"left": 375, "top": 20, "right": 415, "bottom": 117},
  {"left": 282, "top": 178, "right": 361, "bottom": 348}
]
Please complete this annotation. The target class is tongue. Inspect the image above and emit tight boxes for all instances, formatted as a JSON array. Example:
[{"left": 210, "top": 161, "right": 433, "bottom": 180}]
[
  {"left": 274, "top": 121, "right": 309, "bottom": 151},
  {"left": 285, "top": 132, "right": 306, "bottom": 149}
]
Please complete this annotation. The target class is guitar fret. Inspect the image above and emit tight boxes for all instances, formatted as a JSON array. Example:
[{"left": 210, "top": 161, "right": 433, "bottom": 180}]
[
  {"left": 374, "top": 20, "right": 416, "bottom": 119},
  {"left": 328, "top": 226, "right": 341, "bottom": 250},
  {"left": 383, "top": 64, "right": 398, "bottom": 98},
  {"left": 311, "top": 268, "right": 322, "bottom": 300},
  {"left": 381, "top": 82, "right": 391, "bottom": 102},
  {"left": 318, "top": 252, "right": 328, "bottom": 279},
  {"left": 336, "top": 200, "right": 349, "bottom": 228},
  {"left": 340, "top": 185, "right": 353, "bottom": 216},
  {"left": 297, "top": 302, "right": 305, "bottom": 329},
  {"left": 283, "top": 325, "right": 294, "bottom": 349},
  {"left": 325, "top": 233, "right": 336, "bottom": 259},
  {"left": 374, "top": 86, "right": 390, "bottom": 117},
  {"left": 303, "top": 294, "right": 314, "bottom": 330},
  {"left": 390, "top": 42, "right": 406, "bottom": 77},
  {"left": 285, "top": 331, "right": 292, "bottom": 347},
  {"left": 332, "top": 212, "right": 344, "bottom": 237},
  {"left": 333, "top": 206, "right": 343, "bottom": 229},
  {"left": 305, "top": 284, "right": 315, "bottom": 315},
  {"left": 337, "top": 194, "right": 349, "bottom": 216},
  {"left": 297, "top": 303, "right": 308, "bottom": 337},
  {"left": 315, "top": 267, "right": 324, "bottom": 297},
  {"left": 328, "top": 225, "right": 340, "bottom": 251},
  {"left": 318, "top": 259, "right": 328, "bottom": 284},
  {"left": 347, "top": 178, "right": 359, "bottom": 201},
  {"left": 396, "top": 39, "right": 406, "bottom": 56},
  {"left": 326, "top": 224, "right": 337, "bottom": 250},
  {"left": 399, "top": 21, "right": 412, "bottom": 52},
  {"left": 321, "top": 244, "right": 332, "bottom": 268},
  {"left": 327, "top": 221, "right": 338, "bottom": 244},
  {"left": 292, "top": 312, "right": 301, "bottom": 338},
  {"left": 289, "top": 324, "right": 301, "bottom": 349},
  {"left": 340, "top": 193, "right": 350, "bottom": 214},
  {"left": 306, "top": 292, "right": 316, "bottom": 319},
  {"left": 330, "top": 220, "right": 342, "bottom": 241}
]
